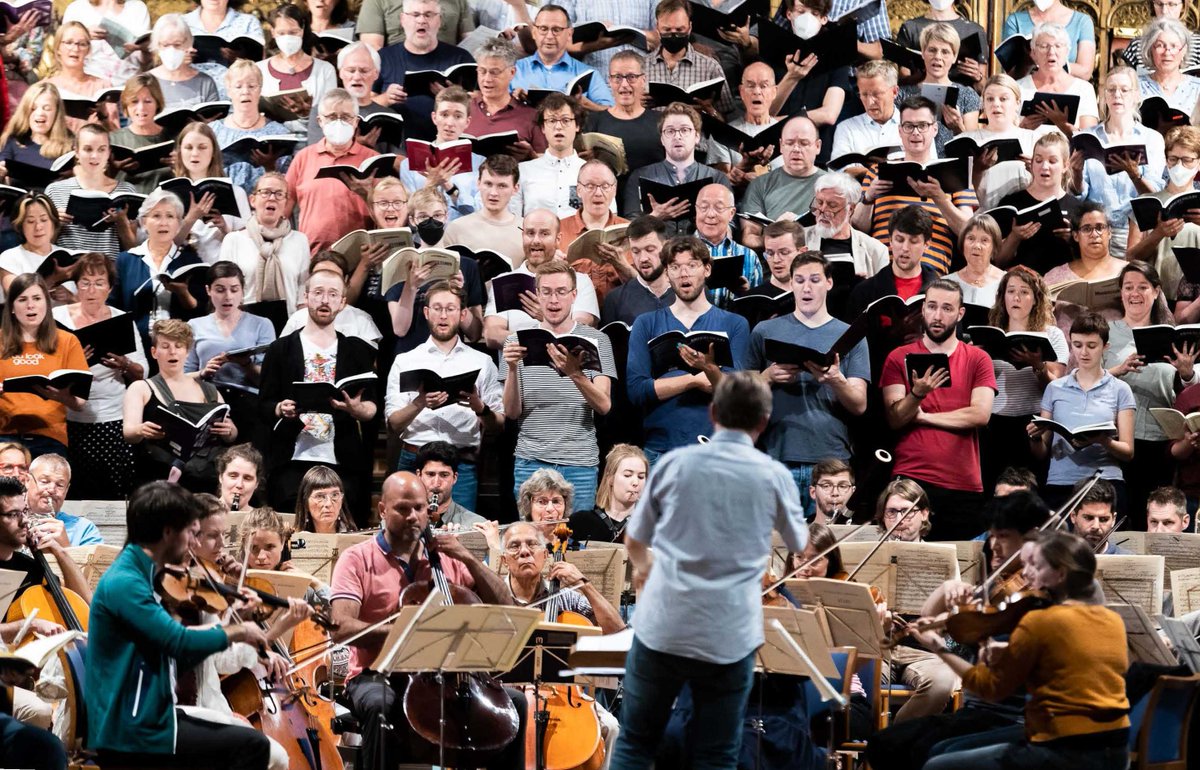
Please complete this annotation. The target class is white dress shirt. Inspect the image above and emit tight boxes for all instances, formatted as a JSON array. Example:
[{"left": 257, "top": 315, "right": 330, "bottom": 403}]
[
  {"left": 829, "top": 109, "right": 902, "bottom": 163},
  {"left": 514, "top": 152, "right": 586, "bottom": 217}
]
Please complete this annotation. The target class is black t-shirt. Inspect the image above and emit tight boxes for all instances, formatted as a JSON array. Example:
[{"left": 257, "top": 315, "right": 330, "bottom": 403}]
[
  {"left": 775, "top": 65, "right": 851, "bottom": 166},
  {"left": 583, "top": 110, "right": 666, "bottom": 175},
  {"left": 384, "top": 255, "right": 487, "bottom": 354},
  {"left": 568, "top": 508, "right": 626, "bottom": 543},
  {"left": 994, "top": 189, "right": 1084, "bottom": 276},
  {"left": 0, "top": 551, "right": 45, "bottom": 599}
]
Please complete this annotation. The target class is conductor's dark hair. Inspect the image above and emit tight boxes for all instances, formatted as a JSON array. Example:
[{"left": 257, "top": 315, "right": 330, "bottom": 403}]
[
  {"left": 712, "top": 371, "right": 772, "bottom": 431},
  {"left": 127, "top": 481, "right": 207, "bottom": 546},
  {"left": 985, "top": 490, "right": 1050, "bottom": 535},
  {"left": 415, "top": 441, "right": 460, "bottom": 473},
  {"left": 0, "top": 475, "right": 25, "bottom": 500}
]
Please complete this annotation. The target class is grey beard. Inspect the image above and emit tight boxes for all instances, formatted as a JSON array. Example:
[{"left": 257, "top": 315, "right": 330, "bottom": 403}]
[{"left": 813, "top": 222, "right": 841, "bottom": 240}]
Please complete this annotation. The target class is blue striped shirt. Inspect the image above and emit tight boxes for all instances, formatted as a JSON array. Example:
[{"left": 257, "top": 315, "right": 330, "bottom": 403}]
[{"left": 512, "top": 53, "right": 614, "bottom": 107}]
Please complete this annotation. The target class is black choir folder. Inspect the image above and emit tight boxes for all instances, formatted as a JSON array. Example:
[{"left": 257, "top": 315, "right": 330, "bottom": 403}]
[
  {"left": 877, "top": 156, "right": 971, "bottom": 197},
  {"left": 965, "top": 327, "right": 1056, "bottom": 367},
  {"left": 66, "top": 314, "right": 138, "bottom": 366},
  {"left": 1030, "top": 416, "right": 1116, "bottom": 443},
  {"left": 903, "top": 352, "right": 951, "bottom": 388},
  {"left": 638, "top": 178, "right": 710, "bottom": 221},
  {"left": 516, "top": 329, "right": 602, "bottom": 372},
  {"left": 290, "top": 372, "right": 378, "bottom": 413},
  {"left": 1132, "top": 324, "right": 1200, "bottom": 362},
  {"left": 396, "top": 369, "right": 481, "bottom": 403},
  {"left": 2, "top": 369, "right": 93, "bottom": 399},
  {"left": 149, "top": 402, "right": 230, "bottom": 461},
  {"left": 648, "top": 330, "right": 732, "bottom": 377},
  {"left": 763, "top": 322, "right": 865, "bottom": 369},
  {"left": 490, "top": 272, "right": 537, "bottom": 313}
]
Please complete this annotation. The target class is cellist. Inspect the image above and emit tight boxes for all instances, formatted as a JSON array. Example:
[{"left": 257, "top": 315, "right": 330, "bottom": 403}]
[
  {"left": 865, "top": 489, "right": 1051, "bottom": 770},
  {"left": 330, "top": 471, "right": 527, "bottom": 770},
  {"left": 0, "top": 475, "right": 87, "bottom": 730},
  {"left": 85, "top": 481, "right": 272, "bottom": 770}
]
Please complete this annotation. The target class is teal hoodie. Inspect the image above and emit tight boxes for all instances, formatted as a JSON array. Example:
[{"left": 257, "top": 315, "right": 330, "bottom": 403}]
[{"left": 85, "top": 544, "right": 228, "bottom": 754}]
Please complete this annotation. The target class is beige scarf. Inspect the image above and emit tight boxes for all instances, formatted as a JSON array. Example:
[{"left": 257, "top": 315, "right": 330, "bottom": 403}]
[{"left": 246, "top": 217, "right": 293, "bottom": 303}]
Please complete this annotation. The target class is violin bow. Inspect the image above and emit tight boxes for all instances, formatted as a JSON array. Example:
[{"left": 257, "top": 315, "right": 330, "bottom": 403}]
[
  {"left": 1093, "top": 516, "right": 1126, "bottom": 554},
  {"left": 761, "top": 522, "right": 871, "bottom": 596},
  {"left": 844, "top": 499, "right": 925, "bottom": 582},
  {"left": 284, "top": 608, "right": 406, "bottom": 676}
]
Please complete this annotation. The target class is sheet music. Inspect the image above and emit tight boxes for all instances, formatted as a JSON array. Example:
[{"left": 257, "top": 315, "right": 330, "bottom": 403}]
[
  {"left": 758, "top": 606, "right": 837, "bottom": 678},
  {"left": 1111, "top": 531, "right": 1145, "bottom": 555},
  {"left": 1170, "top": 568, "right": 1200, "bottom": 617},
  {"left": 889, "top": 542, "right": 960, "bottom": 615},
  {"left": 770, "top": 530, "right": 788, "bottom": 577},
  {"left": 287, "top": 533, "right": 339, "bottom": 584},
  {"left": 946, "top": 541, "right": 985, "bottom": 586},
  {"left": 1096, "top": 555, "right": 1165, "bottom": 616},
  {"left": 452, "top": 529, "right": 492, "bottom": 567},
  {"left": 837, "top": 542, "right": 895, "bottom": 606},
  {"left": 1107, "top": 603, "right": 1176, "bottom": 667},
  {"left": 785, "top": 577, "right": 883, "bottom": 658},
  {"left": 566, "top": 547, "right": 626, "bottom": 610},
  {"left": 830, "top": 524, "right": 884, "bottom": 542},
  {"left": 1141, "top": 533, "right": 1200, "bottom": 577},
  {"left": 61, "top": 500, "right": 128, "bottom": 549},
  {"left": 1158, "top": 615, "right": 1200, "bottom": 674}
]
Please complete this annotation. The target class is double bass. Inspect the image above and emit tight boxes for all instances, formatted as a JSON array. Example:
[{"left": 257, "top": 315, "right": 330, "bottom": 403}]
[
  {"left": 524, "top": 524, "right": 605, "bottom": 770},
  {"left": 400, "top": 523, "right": 520, "bottom": 766}
]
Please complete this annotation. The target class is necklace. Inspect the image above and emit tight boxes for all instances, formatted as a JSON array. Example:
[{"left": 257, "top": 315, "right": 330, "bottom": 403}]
[{"left": 228, "top": 113, "right": 262, "bottom": 131}]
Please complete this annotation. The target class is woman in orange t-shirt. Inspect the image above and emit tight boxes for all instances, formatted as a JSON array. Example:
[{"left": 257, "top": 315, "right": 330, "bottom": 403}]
[{"left": 0, "top": 273, "right": 88, "bottom": 455}]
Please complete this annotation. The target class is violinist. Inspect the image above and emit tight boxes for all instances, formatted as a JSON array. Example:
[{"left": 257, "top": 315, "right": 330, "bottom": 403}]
[
  {"left": 909, "top": 531, "right": 1130, "bottom": 770},
  {"left": 1068, "top": 479, "right": 1128, "bottom": 554},
  {"left": 866, "top": 491, "right": 1051, "bottom": 770},
  {"left": 330, "top": 471, "right": 525, "bottom": 770},
  {"left": 217, "top": 444, "right": 263, "bottom": 513},
  {"left": 183, "top": 497, "right": 313, "bottom": 770},
  {"left": 85, "top": 481, "right": 272, "bottom": 770}
]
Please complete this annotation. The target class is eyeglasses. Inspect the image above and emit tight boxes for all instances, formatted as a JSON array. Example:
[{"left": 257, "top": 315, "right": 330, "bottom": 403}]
[
  {"left": 609, "top": 73, "right": 644, "bottom": 83},
  {"left": 543, "top": 116, "right": 576, "bottom": 127},
  {"left": 308, "top": 289, "right": 344, "bottom": 301},
  {"left": 1104, "top": 86, "right": 1133, "bottom": 95},
  {"left": 1152, "top": 42, "right": 1184, "bottom": 54},
  {"left": 1168, "top": 155, "right": 1199, "bottom": 165},
  {"left": 666, "top": 261, "right": 705, "bottom": 274},
  {"left": 816, "top": 482, "right": 854, "bottom": 492},
  {"left": 504, "top": 539, "right": 546, "bottom": 553},
  {"left": 537, "top": 287, "right": 574, "bottom": 298},
  {"left": 900, "top": 121, "right": 935, "bottom": 133},
  {"left": 310, "top": 491, "right": 344, "bottom": 503},
  {"left": 76, "top": 280, "right": 109, "bottom": 290},
  {"left": 810, "top": 198, "right": 846, "bottom": 214},
  {"left": 404, "top": 10, "right": 441, "bottom": 19},
  {"left": 532, "top": 497, "right": 566, "bottom": 508},
  {"left": 661, "top": 126, "right": 696, "bottom": 138},
  {"left": 782, "top": 138, "right": 817, "bottom": 148},
  {"left": 533, "top": 24, "right": 567, "bottom": 35},
  {"left": 883, "top": 506, "right": 920, "bottom": 520},
  {"left": 427, "top": 304, "right": 461, "bottom": 315},
  {"left": 1033, "top": 42, "right": 1066, "bottom": 51},
  {"left": 578, "top": 182, "right": 614, "bottom": 193},
  {"left": 374, "top": 199, "right": 408, "bottom": 210},
  {"left": 0, "top": 506, "right": 28, "bottom": 520},
  {"left": 1078, "top": 223, "right": 1110, "bottom": 234},
  {"left": 60, "top": 39, "right": 91, "bottom": 49},
  {"left": 695, "top": 203, "right": 733, "bottom": 214},
  {"left": 321, "top": 113, "right": 358, "bottom": 123},
  {"left": 255, "top": 189, "right": 287, "bottom": 200}
]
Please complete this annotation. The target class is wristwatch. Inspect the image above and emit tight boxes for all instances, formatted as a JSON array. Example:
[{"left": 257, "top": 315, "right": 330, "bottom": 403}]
[
  {"left": 446, "top": 184, "right": 460, "bottom": 198},
  {"left": 476, "top": 403, "right": 492, "bottom": 417}
]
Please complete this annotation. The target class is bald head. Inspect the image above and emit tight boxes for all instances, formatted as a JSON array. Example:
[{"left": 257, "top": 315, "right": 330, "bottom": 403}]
[
  {"left": 382, "top": 471, "right": 426, "bottom": 500},
  {"left": 696, "top": 183, "right": 735, "bottom": 242},
  {"left": 740, "top": 63, "right": 777, "bottom": 120},
  {"left": 379, "top": 471, "right": 430, "bottom": 543},
  {"left": 523, "top": 208, "right": 561, "bottom": 267}
]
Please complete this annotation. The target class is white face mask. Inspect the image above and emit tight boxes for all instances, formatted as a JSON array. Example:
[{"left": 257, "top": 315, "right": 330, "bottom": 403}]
[
  {"left": 791, "top": 12, "right": 821, "bottom": 40},
  {"left": 159, "top": 47, "right": 186, "bottom": 71},
  {"left": 323, "top": 119, "right": 355, "bottom": 145},
  {"left": 1168, "top": 162, "right": 1197, "bottom": 187},
  {"left": 1033, "top": 0, "right": 1055, "bottom": 11},
  {"left": 928, "top": 0, "right": 954, "bottom": 10},
  {"left": 275, "top": 34, "right": 304, "bottom": 56}
]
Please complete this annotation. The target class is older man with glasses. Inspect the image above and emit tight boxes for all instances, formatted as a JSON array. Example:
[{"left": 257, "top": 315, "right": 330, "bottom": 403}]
[
  {"left": 511, "top": 4, "right": 614, "bottom": 111},
  {"left": 804, "top": 171, "right": 890, "bottom": 280},
  {"left": 739, "top": 116, "right": 827, "bottom": 250},
  {"left": 468, "top": 38, "right": 545, "bottom": 158},
  {"left": 306, "top": 43, "right": 400, "bottom": 150}
]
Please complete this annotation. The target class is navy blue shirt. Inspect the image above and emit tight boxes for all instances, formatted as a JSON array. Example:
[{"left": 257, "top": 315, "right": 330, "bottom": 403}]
[
  {"left": 384, "top": 255, "right": 485, "bottom": 354},
  {"left": 376, "top": 41, "right": 474, "bottom": 142}
]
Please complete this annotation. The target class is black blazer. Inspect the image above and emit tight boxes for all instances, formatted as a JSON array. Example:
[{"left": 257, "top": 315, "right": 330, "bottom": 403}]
[{"left": 258, "top": 329, "right": 378, "bottom": 475}]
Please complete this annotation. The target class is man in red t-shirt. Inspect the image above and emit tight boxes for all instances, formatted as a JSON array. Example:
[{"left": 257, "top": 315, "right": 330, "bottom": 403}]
[{"left": 881, "top": 279, "right": 996, "bottom": 541}]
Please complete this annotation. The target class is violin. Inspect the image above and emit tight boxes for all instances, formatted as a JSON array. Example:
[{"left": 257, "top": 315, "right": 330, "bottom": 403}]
[
  {"left": 400, "top": 523, "right": 520, "bottom": 766},
  {"left": 524, "top": 524, "right": 605, "bottom": 770}
]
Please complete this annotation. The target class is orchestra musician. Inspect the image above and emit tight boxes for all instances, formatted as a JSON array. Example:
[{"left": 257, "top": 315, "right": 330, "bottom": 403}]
[
  {"left": 330, "top": 471, "right": 526, "bottom": 770},
  {"left": 866, "top": 490, "right": 1051, "bottom": 770},
  {"left": 85, "top": 481, "right": 272, "bottom": 770},
  {"left": 217, "top": 443, "right": 263, "bottom": 513},
  {"left": 908, "top": 531, "right": 1131, "bottom": 770}
]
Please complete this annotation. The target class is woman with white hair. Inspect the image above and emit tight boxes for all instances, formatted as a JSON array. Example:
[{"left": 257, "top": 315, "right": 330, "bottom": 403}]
[
  {"left": 113, "top": 189, "right": 207, "bottom": 344},
  {"left": 149, "top": 14, "right": 220, "bottom": 107},
  {"left": 1016, "top": 24, "right": 1099, "bottom": 133},
  {"left": 1138, "top": 18, "right": 1200, "bottom": 114},
  {"left": 44, "top": 122, "right": 139, "bottom": 254},
  {"left": 210, "top": 60, "right": 292, "bottom": 195},
  {"left": 1069, "top": 65, "right": 1167, "bottom": 257},
  {"left": 183, "top": 0, "right": 265, "bottom": 97},
  {"left": 1001, "top": 0, "right": 1095, "bottom": 80}
]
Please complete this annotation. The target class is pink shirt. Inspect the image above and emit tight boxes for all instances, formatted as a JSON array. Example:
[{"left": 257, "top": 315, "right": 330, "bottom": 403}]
[
  {"left": 285, "top": 139, "right": 378, "bottom": 255},
  {"left": 330, "top": 532, "right": 475, "bottom": 680}
]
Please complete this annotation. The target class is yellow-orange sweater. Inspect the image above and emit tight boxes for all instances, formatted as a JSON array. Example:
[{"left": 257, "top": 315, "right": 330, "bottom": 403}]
[{"left": 961, "top": 603, "right": 1130, "bottom": 743}]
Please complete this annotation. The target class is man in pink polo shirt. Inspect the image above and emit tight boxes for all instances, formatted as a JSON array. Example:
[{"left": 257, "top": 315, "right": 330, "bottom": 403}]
[{"left": 331, "top": 471, "right": 524, "bottom": 769}]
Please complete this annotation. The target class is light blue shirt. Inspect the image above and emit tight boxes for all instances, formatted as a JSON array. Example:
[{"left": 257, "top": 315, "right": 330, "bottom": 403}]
[
  {"left": 56, "top": 511, "right": 104, "bottom": 546},
  {"left": 627, "top": 430, "right": 808, "bottom": 664},
  {"left": 1040, "top": 369, "right": 1136, "bottom": 486},
  {"left": 1138, "top": 74, "right": 1200, "bottom": 114},
  {"left": 1001, "top": 9, "right": 1093, "bottom": 64},
  {"left": 1077, "top": 122, "right": 1166, "bottom": 237},
  {"left": 512, "top": 53, "right": 613, "bottom": 107},
  {"left": 555, "top": 0, "right": 655, "bottom": 73}
]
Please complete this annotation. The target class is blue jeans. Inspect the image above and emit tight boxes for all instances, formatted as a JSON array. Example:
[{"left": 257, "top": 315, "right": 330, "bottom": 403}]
[
  {"left": 928, "top": 725, "right": 1026, "bottom": 759},
  {"left": 512, "top": 457, "right": 598, "bottom": 513},
  {"left": 788, "top": 463, "right": 815, "bottom": 516},
  {"left": 923, "top": 739, "right": 1128, "bottom": 770},
  {"left": 396, "top": 448, "right": 478, "bottom": 512},
  {"left": 610, "top": 636, "right": 756, "bottom": 770}
]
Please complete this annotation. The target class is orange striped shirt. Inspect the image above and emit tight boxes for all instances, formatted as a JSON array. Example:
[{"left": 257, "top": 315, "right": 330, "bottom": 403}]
[{"left": 861, "top": 165, "right": 978, "bottom": 275}]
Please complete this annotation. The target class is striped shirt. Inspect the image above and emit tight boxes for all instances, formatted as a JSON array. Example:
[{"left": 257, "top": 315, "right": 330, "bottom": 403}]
[
  {"left": 861, "top": 165, "right": 978, "bottom": 275},
  {"left": 698, "top": 231, "right": 763, "bottom": 308},
  {"left": 45, "top": 178, "right": 138, "bottom": 256},
  {"left": 499, "top": 323, "right": 617, "bottom": 467}
]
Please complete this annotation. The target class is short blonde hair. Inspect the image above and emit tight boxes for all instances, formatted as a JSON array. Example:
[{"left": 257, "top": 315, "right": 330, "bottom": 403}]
[
  {"left": 369, "top": 176, "right": 408, "bottom": 206},
  {"left": 919, "top": 22, "right": 960, "bottom": 56},
  {"left": 225, "top": 59, "right": 263, "bottom": 88},
  {"left": 150, "top": 319, "right": 194, "bottom": 349}
]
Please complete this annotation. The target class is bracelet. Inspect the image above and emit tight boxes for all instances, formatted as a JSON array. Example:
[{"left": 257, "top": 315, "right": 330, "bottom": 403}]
[{"left": 476, "top": 403, "right": 492, "bottom": 418}]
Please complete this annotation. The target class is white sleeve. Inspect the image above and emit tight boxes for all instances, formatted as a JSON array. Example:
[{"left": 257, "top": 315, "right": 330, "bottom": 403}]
[
  {"left": 572, "top": 271, "right": 600, "bottom": 320},
  {"left": 385, "top": 355, "right": 415, "bottom": 418}
]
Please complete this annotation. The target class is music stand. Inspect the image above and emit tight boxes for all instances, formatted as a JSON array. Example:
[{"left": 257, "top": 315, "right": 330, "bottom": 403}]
[{"left": 372, "top": 593, "right": 543, "bottom": 768}]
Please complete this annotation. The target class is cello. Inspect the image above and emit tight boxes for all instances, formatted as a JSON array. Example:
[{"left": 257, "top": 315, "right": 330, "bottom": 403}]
[
  {"left": 4, "top": 528, "right": 89, "bottom": 754},
  {"left": 400, "top": 523, "right": 521, "bottom": 767},
  {"left": 524, "top": 524, "right": 605, "bottom": 770}
]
